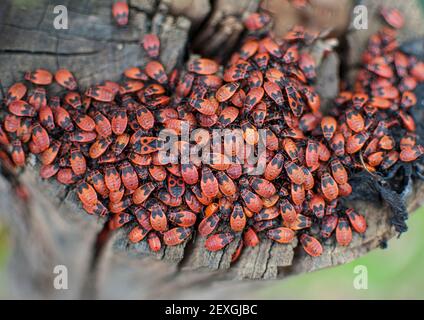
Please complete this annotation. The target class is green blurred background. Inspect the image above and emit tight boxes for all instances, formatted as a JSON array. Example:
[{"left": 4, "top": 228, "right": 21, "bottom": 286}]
[{"left": 0, "top": 0, "right": 424, "bottom": 300}]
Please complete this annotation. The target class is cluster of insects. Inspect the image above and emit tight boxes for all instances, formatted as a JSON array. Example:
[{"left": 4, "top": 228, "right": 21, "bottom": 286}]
[
  {"left": 329, "top": 7, "right": 424, "bottom": 233},
  {"left": 0, "top": 4, "right": 423, "bottom": 260}
]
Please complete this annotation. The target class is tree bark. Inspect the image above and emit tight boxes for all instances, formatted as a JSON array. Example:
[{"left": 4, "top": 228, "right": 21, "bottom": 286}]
[{"left": 0, "top": 0, "right": 423, "bottom": 299}]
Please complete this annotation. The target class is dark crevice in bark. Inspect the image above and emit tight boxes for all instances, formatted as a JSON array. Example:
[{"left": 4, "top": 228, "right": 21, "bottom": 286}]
[
  {"left": 175, "top": 232, "right": 196, "bottom": 272},
  {"left": 129, "top": 0, "right": 159, "bottom": 20},
  {"left": 261, "top": 241, "right": 274, "bottom": 279},
  {"left": 90, "top": 222, "right": 112, "bottom": 270},
  {"left": 188, "top": 0, "right": 216, "bottom": 54},
  {"left": 280, "top": 242, "right": 304, "bottom": 277},
  {"left": 0, "top": 79, "right": 5, "bottom": 101},
  {"left": 57, "top": 185, "right": 72, "bottom": 203},
  {"left": 336, "top": 27, "right": 351, "bottom": 88},
  {"left": 79, "top": 220, "right": 112, "bottom": 299}
]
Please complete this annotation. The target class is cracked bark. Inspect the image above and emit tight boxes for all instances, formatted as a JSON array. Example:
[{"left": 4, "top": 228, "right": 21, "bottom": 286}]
[{"left": 0, "top": 0, "right": 424, "bottom": 299}]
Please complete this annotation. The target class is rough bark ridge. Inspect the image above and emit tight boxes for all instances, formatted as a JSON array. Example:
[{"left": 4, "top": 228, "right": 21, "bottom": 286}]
[{"left": 0, "top": 0, "right": 423, "bottom": 299}]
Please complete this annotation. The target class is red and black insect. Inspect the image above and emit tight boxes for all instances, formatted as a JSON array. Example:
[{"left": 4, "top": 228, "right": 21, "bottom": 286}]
[
  {"left": 70, "top": 147, "right": 86, "bottom": 176},
  {"left": 330, "top": 133, "right": 345, "bottom": 157},
  {"left": 128, "top": 226, "right": 149, "bottom": 243},
  {"left": 136, "top": 106, "right": 154, "bottom": 130},
  {"left": 112, "top": 1, "right": 129, "bottom": 26},
  {"left": 28, "top": 87, "right": 47, "bottom": 110},
  {"left": 243, "top": 227, "right": 259, "bottom": 247},
  {"left": 57, "top": 168, "right": 80, "bottom": 185},
  {"left": 336, "top": 217, "right": 352, "bottom": 246},
  {"left": 200, "top": 167, "right": 219, "bottom": 198},
  {"left": 279, "top": 199, "right": 297, "bottom": 224},
  {"left": 205, "top": 233, "right": 234, "bottom": 251},
  {"left": 321, "top": 215, "right": 338, "bottom": 238},
  {"left": 346, "top": 208, "right": 367, "bottom": 234},
  {"left": 9, "top": 100, "right": 35, "bottom": 117},
  {"left": 249, "top": 177, "right": 276, "bottom": 198},
  {"left": 132, "top": 182, "right": 156, "bottom": 204},
  {"left": 142, "top": 34, "right": 160, "bottom": 58},
  {"left": 11, "top": 140, "right": 25, "bottom": 167},
  {"left": 230, "top": 202, "right": 246, "bottom": 232},
  {"left": 266, "top": 227, "right": 295, "bottom": 243},
  {"left": 133, "top": 137, "right": 163, "bottom": 155},
  {"left": 145, "top": 61, "right": 168, "bottom": 84},
  {"left": 94, "top": 111, "right": 112, "bottom": 138},
  {"left": 216, "top": 171, "right": 237, "bottom": 196},
  {"left": 244, "top": 87, "right": 264, "bottom": 114},
  {"left": 167, "top": 175, "right": 185, "bottom": 198},
  {"left": 76, "top": 181, "right": 98, "bottom": 207},
  {"left": 244, "top": 12, "right": 270, "bottom": 31},
  {"left": 38, "top": 105, "right": 55, "bottom": 131},
  {"left": 104, "top": 164, "right": 121, "bottom": 192},
  {"left": 300, "top": 234, "right": 322, "bottom": 257},
  {"left": 31, "top": 123, "right": 50, "bottom": 152},
  {"left": 109, "top": 213, "right": 133, "bottom": 230},
  {"left": 89, "top": 137, "right": 112, "bottom": 159},
  {"left": 309, "top": 194, "right": 325, "bottom": 218},
  {"left": 188, "top": 58, "right": 219, "bottom": 75},
  {"left": 119, "top": 161, "right": 139, "bottom": 190},
  {"left": 400, "top": 145, "right": 424, "bottom": 162},
  {"left": 149, "top": 203, "right": 168, "bottom": 232},
  {"left": 197, "top": 213, "right": 219, "bottom": 236},
  {"left": 53, "top": 106, "right": 74, "bottom": 132},
  {"left": 147, "top": 233, "right": 162, "bottom": 252},
  {"left": 346, "top": 131, "right": 370, "bottom": 154},
  {"left": 321, "top": 116, "right": 337, "bottom": 140},
  {"left": 305, "top": 139, "right": 319, "bottom": 168},
  {"left": 55, "top": 69, "right": 77, "bottom": 90},
  {"left": 25, "top": 69, "right": 52, "bottom": 85},
  {"left": 330, "top": 159, "right": 348, "bottom": 185},
  {"left": 168, "top": 210, "right": 197, "bottom": 228},
  {"left": 5, "top": 82, "right": 27, "bottom": 105},
  {"left": 285, "top": 161, "right": 305, "bottom": 185},
  {"left": 240, "top": 188, "right": 263, "bottom": 213},
  {"left": 264, "top": 81, "right": 284, "bottom": 106},
  {"left": 17, "top": 118, "right": 32, "bottom": 143},
  {"left": 321, "top": 172, "right": 339, "bottom": 201},
  {"left": 163, "top": 227, "right": 192, "bottom": 246}
]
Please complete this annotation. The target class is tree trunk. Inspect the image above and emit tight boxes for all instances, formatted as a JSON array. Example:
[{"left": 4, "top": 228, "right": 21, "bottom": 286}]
[{"left": 0, "top": 0, "right": 423, "bottom": 299}]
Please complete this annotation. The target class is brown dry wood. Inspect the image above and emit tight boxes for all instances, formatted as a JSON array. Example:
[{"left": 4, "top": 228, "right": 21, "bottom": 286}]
[
  {"left": 0, "top": 0, "right": 424, "bottom": 299},
  {"left": 190, "top": 0, "right": 260, "bottom": 59},
  {"left": 262, "top": 0, "right": 353, "bottom": 38}
]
